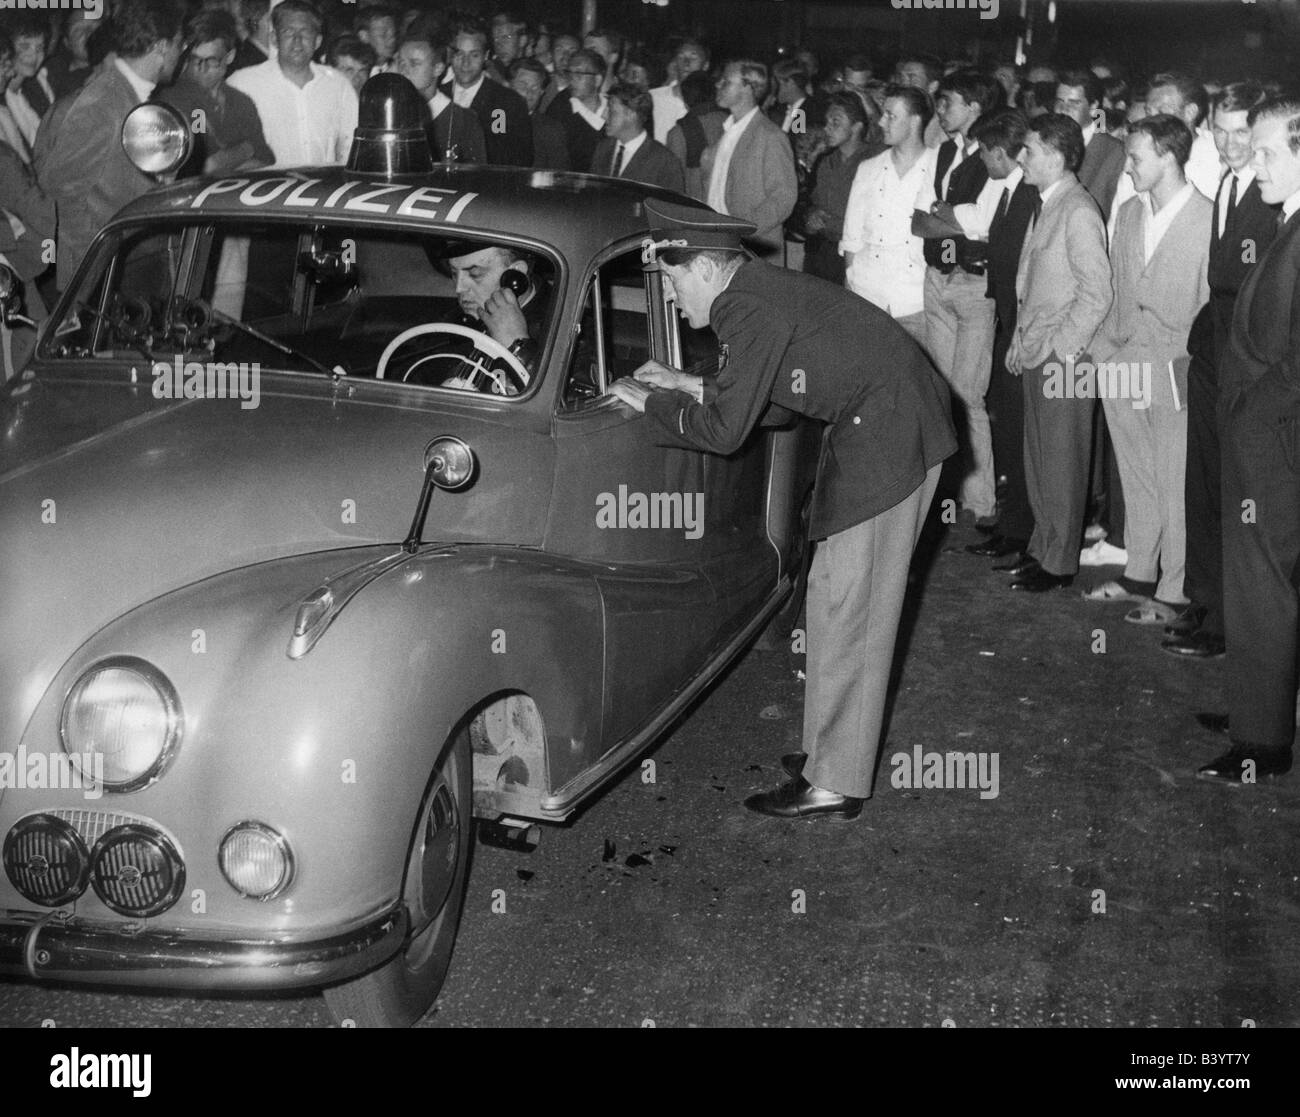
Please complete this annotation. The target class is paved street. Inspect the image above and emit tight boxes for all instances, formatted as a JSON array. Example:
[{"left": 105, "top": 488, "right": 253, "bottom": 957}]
[{"left": 3, "top": 518, "right": 1298, "bottom": 1028}]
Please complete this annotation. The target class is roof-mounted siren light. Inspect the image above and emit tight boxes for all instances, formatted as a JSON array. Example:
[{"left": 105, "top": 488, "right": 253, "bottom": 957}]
[
  {"left": 347, "top": 73, "right": 435, "bottom": 177},
  {"left": 121, "top": 103, "right": 193, "bottom": 176}
]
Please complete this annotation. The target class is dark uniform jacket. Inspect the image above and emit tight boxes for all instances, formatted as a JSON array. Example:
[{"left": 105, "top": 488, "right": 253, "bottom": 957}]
[
  {"left": 429, "top": 101, "right": 487, "bottom": 164},
  {"left": 643, "top": 260, "right": 957, "bottom": 538}
]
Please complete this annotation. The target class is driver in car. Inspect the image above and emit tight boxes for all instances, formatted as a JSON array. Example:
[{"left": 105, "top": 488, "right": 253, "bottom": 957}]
[{"left": 438, "top": 243, "right": 543, "bottom": 393}]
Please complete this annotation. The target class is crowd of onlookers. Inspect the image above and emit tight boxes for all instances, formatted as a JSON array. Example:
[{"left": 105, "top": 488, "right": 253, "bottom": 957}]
[{"left": 3, "top": 1, "right": 1300, "bottom": 778}]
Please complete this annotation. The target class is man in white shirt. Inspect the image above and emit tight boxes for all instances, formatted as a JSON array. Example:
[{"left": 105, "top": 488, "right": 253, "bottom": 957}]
[
  {"left": 1089, "top": 115, "right": 1211, "bottom": 620},
  {"left": 840, "top": 85, "right": 936, "bottom": 343},
  {"left": 649, "top": 39, "right": 708, "bottom": 145},
  {"left": 228, "top": 0, "right": 358, "bottom": 167},
  {"left": 1109, "top": 72, "right": 1222, "bottom": 234}
]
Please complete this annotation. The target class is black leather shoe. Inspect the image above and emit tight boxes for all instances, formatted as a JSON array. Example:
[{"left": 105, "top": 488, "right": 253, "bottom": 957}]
[
  {"left": 743, "top": 777, "right": 864, "bottom": 820},
  {"left": 780, "top": 752, "right": 807, "bottom": 778},
  {"left": 1161, "top": 629, "right": 1226, "bottom": 659},
  {"left": 1164, "top": 603, "right": 1208, "bottom": 637},
  {"left": 965, "top": 535, "right": 1028, "bottom": 558},
  {"left": 1196, "top": 747, "right": 1292, "bottom": 783},
  {"left": 1010, "top": 568, "right": 1073, "bottom": 592},
  {"left": 1195, "top": 712, "right": 1230, "bottom": 735},
  {"left": 994, "top": 553, "right": 1038, "bottom": 575}
]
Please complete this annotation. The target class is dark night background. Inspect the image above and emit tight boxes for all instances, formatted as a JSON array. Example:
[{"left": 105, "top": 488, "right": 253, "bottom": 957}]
[{"left": 494, "top": 0, "right": 1298, "bottom": 85}]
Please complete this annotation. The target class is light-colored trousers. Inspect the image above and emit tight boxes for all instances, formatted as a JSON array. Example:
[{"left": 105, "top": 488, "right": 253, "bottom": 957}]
[
  {"left": 1101, "top": 358, "right": 1189, "bottom": 603},
  {"left": 924, "top": 268, "right": 997, "bottom": 519},
  {"left": 803, "top": 463, "right": 942, "bottom": 798}
]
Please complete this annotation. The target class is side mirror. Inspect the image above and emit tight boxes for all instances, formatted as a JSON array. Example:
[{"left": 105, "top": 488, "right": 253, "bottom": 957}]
[
  {"left": 121, "top": 103, "right": 193, "bottom": 177},
  {"left": 404, "top": 437, "right": 475, "bottom": 552},
  {"left": 423, "top": 436, "right": 476, "bottom": 491}
]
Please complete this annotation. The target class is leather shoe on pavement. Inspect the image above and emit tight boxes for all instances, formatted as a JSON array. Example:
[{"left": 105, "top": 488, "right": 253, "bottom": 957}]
[
  {"left": 1164, "top": 603, "right": 1208, "bottom": 638},
  {"left": 743, "top": 776, "right": 863, "bottom": 820},
  {"left": 1195, "top": 712, "right": 1229, "bottom": 735},
  {"left": 781, "top": 752, "right": 807, "bottom": 778},
  {"left": 1161, "top": 629, "right": 1225, "bottom": 659},
  {"left": 994, "top": 553, "right": 1038, "bottom": 576},
  {"left": 965, "top": 535, "right": 1028, "bottom": 558},
  {"left": 1010, "top": 568, "right": 1073, "bottom": 592},
  {"left": 1197, "top": 747, "right": 1292, "bottom": 783}
]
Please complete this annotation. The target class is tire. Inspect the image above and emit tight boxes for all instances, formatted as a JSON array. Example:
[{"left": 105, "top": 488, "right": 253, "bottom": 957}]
[{"left": 323, "top": 726, "right": 472, "bottom": 1027}]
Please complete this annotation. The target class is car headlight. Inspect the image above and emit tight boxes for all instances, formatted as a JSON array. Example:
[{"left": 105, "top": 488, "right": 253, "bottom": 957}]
[
  {"left": 59, "top": 657, "right": 182, "bottom": 792},
  {"left": 220, "top": 822, "right": 294, "bottom": 900}
]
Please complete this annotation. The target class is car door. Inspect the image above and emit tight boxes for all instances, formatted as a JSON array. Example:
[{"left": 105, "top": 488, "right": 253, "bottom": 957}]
[{"left": 545, "top": 242, "right": 765, "bottom": 748}]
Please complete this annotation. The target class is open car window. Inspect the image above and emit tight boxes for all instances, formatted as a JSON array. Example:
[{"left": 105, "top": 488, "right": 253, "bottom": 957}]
[{"left": 44, "top": 220, "right": 559, "bottom": 397}]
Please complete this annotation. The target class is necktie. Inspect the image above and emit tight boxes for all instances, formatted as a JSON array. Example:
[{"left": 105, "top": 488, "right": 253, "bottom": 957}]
[
  {"left": 612, "top": 142, "right": 625, "bottom": 176},
  {"left": 991, "top": 187, "right": 1010, "bottom": 234},
  {"left": 1219, "top": 172, "right": 1238, "bottom": 239},
  {"left": 1029, "top": 191, "right": 1043, "bottom": 230},
  {"left": 21, "top": 76, "right": 50, "bottom": 120}
]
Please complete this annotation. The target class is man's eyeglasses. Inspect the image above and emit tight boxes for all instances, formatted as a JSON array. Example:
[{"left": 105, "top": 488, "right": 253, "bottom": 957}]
[
  {"left": 189, "top": 54, "right": 228, "bottom": 72},
  {"left": 565, "top": 69, "right": 601, "bottom": 78}
]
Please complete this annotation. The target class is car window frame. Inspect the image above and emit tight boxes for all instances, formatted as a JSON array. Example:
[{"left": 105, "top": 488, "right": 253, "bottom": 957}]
[{"left": 558, "top": 237, "right": 670, "bottom": 412}]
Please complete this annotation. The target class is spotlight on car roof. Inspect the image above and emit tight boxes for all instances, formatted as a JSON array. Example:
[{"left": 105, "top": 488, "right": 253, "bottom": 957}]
[
  {"left": 347, "top": 73, "right": 435, "bottom": 177},
  {"left": 121, "top": 103, "right": 193, "bottom": 176}
]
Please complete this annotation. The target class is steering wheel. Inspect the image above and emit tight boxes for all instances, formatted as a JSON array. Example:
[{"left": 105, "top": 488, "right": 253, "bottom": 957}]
[{"left": 375, "top": 323, "right": 530, "bottom": 394}]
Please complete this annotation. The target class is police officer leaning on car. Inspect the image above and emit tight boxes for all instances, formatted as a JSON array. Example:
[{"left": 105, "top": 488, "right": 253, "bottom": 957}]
[{"left": 608, "top": 198, "right": 957, "bottom": 820}]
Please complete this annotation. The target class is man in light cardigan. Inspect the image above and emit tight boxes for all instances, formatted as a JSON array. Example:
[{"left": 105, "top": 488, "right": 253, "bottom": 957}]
[{"left": 1090, "top": 114, "right": 1211, "bottom": 622}]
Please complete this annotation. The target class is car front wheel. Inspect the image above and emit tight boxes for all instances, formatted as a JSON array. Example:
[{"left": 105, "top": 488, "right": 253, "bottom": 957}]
[{"left": 323, "top": 726, "right": 472, "bottom": 1027}]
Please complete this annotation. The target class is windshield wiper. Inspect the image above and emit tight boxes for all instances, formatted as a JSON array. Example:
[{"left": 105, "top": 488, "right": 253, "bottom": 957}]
[{"left": 204, "top": 302, "right": 345, "bottom": 379}]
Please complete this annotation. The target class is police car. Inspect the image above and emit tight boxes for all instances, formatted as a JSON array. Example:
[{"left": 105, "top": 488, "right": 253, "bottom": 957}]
[{"left": 0, "top": 76, "right": 815, "bottom": 1026}]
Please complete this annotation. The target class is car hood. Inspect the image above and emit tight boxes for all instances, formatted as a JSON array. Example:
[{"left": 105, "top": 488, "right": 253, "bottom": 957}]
[{"left": 0, "top": 371, "right": 552, "bottom": 745}]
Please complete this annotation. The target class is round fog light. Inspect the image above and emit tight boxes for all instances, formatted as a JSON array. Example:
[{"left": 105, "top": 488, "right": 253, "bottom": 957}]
[{"left": 220, "top": 822, "right": 293, "bottom": 900}]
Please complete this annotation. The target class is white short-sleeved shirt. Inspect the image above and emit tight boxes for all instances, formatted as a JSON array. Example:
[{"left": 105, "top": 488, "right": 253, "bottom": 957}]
[
  {"left": 839, "top": 147, "right": 936, "bottom": 318},
  {"left": 227, "top": 60, "right": 359, "bottom": 167}
]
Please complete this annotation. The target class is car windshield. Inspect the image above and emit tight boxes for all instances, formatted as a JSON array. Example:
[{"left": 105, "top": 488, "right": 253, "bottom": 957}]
[{"left": 42, "top": 219, "right": 560, "bottom": 394}]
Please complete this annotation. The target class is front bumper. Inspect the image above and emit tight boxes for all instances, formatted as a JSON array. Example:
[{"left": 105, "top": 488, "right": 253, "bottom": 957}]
[{"left": 0, "top": 905, "right": 407, "bottom": 992}]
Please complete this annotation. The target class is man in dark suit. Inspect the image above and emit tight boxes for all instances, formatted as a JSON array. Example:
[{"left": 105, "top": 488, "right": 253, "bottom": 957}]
[
  {"left": 1165, "top": 82, "right": 1276, "bottom": 659},
  {"left": 395, "top": 27, "right": 486, "bottom": 164},
  {"left": 34, "top": 0, "right": 185, "bottom": 290},
  {"left": 1200, "top": 97, "right": 1300, "bottom": 783},
  {"left": 447, "top": 17, "right": 532, "bottom": 167},
  {"left": 1056, "top": 70, "right": 1126, "bottom": 219},
  {"left": 591, "top": 83, "right": 684, "bottom": 193},
  {"left": 965, "top": 110, "right": 1040, "bottom": 563},
  {"left": 609, "top": 200, "right": 956, "bottom": 820},
  {"left": 509, "top": 58, "right": 569, "bottom": 171}
]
